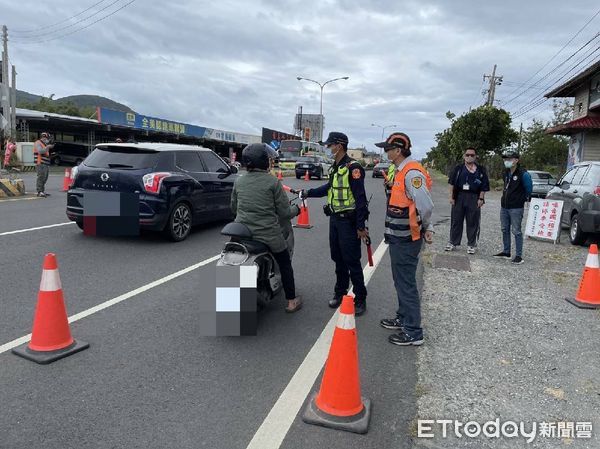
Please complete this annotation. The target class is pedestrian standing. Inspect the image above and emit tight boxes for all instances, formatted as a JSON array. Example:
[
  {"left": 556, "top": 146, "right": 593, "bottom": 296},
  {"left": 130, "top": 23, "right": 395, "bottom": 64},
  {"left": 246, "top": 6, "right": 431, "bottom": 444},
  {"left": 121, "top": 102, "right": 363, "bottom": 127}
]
[
  {"left": 493, "top": 150, "right": 533, "bottom": 264},
  {"left": 376, "top": 132, "right": 434, "bottom": 346},
  {"left": 445, "top": 147, "right": 490, "bottom": 254},
  {"left": 3, "top": 137, "right": 16, "bottom": 169},
  {"left": 33, "top": 132, "right": 54, "bottom": 197},
  {"left": 301, "top": 132, "right": 370, "bottom": 316}
]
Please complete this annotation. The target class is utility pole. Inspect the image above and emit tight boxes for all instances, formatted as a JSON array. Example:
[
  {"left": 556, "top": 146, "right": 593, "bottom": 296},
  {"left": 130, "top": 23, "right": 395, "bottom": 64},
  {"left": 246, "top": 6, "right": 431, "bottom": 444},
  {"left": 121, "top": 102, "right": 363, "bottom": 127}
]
[
  {"left": 484, "top": 64, "right": 503, "bottom": 107},
  {"left": 11, "top": 63, "right": 16, "bottom": 138},
  {"left": 1, "top": 25, "right": 12, "bottom": 137},
  {"left": 517, "top": 122, "right": 523, "bottom": 152}
]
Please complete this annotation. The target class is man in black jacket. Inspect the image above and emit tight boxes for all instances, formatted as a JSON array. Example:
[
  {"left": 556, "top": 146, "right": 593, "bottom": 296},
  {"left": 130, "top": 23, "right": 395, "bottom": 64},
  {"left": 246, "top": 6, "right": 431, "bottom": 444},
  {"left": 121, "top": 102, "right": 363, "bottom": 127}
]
[{"left": 446, "top": 147, "right": 489, "bottom": 254}]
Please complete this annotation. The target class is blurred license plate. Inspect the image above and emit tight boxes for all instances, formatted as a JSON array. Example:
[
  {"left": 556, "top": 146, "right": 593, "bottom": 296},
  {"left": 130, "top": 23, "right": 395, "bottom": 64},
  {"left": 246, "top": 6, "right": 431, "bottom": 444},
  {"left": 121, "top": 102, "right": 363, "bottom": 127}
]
[{"left": 302, "top": 165, "right": 310, "bottom": 168}]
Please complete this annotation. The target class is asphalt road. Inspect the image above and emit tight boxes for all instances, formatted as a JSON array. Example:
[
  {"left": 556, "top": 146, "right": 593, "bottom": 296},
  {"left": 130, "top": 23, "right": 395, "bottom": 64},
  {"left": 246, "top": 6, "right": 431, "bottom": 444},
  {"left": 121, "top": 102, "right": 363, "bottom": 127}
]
[{"left": 0, "top": 171, "right": 450, "bottom": 449}]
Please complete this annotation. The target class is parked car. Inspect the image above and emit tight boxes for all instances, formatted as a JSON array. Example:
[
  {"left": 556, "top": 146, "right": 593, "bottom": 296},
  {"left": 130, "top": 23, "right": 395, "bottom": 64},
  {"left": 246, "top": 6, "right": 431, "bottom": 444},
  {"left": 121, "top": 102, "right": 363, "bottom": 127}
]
[
  {"left": 51, "top": 142, "right": 90, "bottom": 166},
  {"left": 529, "top": 170, "right": 557, "bottom": 198},
  {"left": 295, "top": 155, "right": 331, "bottom": 179},
  {"left": 66, "top": 143, "right": 238, "bottom": 241},
  {"left": 546, "top": 161, "right": 600, "bottom": 245},
  {"left": 372, "top": 162, "right": 391, "bottom": 178}
]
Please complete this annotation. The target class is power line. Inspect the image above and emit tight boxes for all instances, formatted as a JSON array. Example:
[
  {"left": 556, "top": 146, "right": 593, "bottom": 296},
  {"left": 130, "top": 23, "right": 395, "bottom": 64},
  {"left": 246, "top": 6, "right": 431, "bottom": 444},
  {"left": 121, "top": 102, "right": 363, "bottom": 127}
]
[
  {"left": 503, "top": 32, "right": 600, "bottom": 109},
  {"left": 511, "top": 50, "right": 600, "bottom": 119},
  {"left": 11, "top": 0, "right": 136, "bottom": 45},
  {"left": 501, "top": 7, "right": 600, "bottom": 102},
  {"left": 11, "top": 0, "right": 110, "bottom": 35}
]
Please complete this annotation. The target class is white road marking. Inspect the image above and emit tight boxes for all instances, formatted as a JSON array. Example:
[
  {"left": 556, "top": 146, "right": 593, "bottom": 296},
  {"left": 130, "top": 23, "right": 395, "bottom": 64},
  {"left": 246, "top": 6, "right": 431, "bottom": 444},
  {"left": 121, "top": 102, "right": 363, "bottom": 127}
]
[
  {"left": 0, "top": 196, "right": 42, "bottom": 203},
  {"left": 0, "top": 254, "right": 221, "bottom": 355},
  {"left": 0, "top": 222, "right": 75, "bottom": 236},
  {"left": 245, "top": 239, "right": 389, "bottom": 449}
]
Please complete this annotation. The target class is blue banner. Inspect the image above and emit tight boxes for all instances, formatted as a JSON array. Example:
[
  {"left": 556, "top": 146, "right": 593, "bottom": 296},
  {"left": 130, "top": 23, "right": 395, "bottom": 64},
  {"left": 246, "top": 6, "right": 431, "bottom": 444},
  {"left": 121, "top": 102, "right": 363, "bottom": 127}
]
[{"left": 97, "top": 108, "right": 260, "bottom": 145}]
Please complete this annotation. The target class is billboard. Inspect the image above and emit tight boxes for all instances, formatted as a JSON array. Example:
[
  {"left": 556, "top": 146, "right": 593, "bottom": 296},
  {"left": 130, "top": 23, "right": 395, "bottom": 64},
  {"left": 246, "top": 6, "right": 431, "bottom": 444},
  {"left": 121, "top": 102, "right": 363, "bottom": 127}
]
[
  {"left": 294, "top": 113, "right": 323, "bottom": 142},
  {"left": 97, "top": 108, "right": 260, "bottom": 145},
  {"left": 261, "top": 127, "right": 299, "bottom": 150}
]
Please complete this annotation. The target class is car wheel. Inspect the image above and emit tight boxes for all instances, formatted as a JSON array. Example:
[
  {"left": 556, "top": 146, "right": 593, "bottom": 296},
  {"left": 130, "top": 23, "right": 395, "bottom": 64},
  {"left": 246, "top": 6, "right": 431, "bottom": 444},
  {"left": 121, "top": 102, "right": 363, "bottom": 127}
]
[
  {"left": 316, "top": 167, "right": 322, "bottom": 180},
  {"left": 75, "top": 159, "right": 83, "bottom": 166},
  {"left": 569, "top": 213, "right": 587, "bottom": 245},
  {"left": 296, "top": 174, "right": 301, "bottom": 179},
  {"left": 52, "top": 156, "right": 62, "bottom": 165},
  {"left": 76, "top": 221, "right": 84, "bottom": 231},
  {"left": 165, "top": 202, "right": 192, "bottom": 242}
]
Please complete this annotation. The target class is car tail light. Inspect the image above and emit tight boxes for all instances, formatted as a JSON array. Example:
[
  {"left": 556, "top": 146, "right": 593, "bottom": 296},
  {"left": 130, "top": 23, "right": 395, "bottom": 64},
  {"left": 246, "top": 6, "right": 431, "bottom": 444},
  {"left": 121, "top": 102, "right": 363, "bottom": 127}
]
[
  {"left": 143, "top": 172, "right": 171, "bottom": 194},
  {"left": 594, "top": 186, "right": 600, "bottom": 196}
]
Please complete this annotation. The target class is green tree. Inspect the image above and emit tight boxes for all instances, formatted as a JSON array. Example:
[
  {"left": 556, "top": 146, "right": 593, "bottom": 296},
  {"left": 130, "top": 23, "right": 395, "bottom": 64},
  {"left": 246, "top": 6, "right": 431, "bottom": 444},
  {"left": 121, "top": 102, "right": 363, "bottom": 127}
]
[{"left": 425, "top": 106, "right": 518, "bottom": 176}]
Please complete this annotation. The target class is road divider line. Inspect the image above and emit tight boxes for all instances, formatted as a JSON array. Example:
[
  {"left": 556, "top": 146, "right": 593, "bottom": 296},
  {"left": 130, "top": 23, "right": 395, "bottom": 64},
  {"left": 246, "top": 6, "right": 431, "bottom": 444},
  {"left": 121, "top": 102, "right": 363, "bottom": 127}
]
[
  {"left": 245, "top": 239, "right": 389, "bottom": 449},
  {"left": 0, "top": 222, "right": 75, "bottom": 236},
  {"left": 0, "top": 254, "right": 221, "bottom": 355}
]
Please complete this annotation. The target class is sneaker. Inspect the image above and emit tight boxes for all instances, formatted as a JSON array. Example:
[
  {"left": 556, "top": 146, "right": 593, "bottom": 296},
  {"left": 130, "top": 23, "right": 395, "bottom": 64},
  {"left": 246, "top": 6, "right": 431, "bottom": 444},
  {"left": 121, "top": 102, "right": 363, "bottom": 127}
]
[
  {"left": 444, "top": 243, "right": 455, "bottom": 251},
  {"left": 389, "top": 332, "right": 423, "bottom": 346},
  {"left": 37, "top": 192, "right": 47, "bottom": 198},
  {"left": 493, "top": 251, "right": 511, "bottom": 259},
  {"left": 467, "top": 246, "right": 476, "bottom": 254},
  {"left": 512, "top": 256, "right": 524, "bottom": 265},
  {"left": 43, "top": 192, "right": 51, "bottom": 196},
  {"left": 380, "top": 318, "right": 404, "bottom": 330},
  {"left": 354, "top": 300, "right": 366, "bottom": 316}
]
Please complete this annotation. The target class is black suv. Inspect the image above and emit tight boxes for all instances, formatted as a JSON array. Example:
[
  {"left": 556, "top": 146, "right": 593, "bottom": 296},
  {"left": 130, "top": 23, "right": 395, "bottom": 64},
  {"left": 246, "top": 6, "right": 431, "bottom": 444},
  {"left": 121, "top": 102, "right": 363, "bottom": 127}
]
[
  {"left": 546, "top": 161, "right": 600, "bottom": 245},
  {"left": 66, "top": 143, "right": 238, "bottom": 241}
]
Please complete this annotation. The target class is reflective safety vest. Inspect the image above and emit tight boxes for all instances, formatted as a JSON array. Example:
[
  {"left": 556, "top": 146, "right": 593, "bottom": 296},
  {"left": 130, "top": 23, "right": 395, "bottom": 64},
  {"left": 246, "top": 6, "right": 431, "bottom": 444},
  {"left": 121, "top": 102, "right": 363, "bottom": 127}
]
[
  {"left": 33, "top": 140, "right": 51, "bottom": 166},
  {"left": 385, "top": 161, "right": 432, "bottom": 241},
  {"left": 327, "top": 163, "right": 357, "bottom": 213},
  {"left": 385, "top": 164, "right": 396, "bottom": 196}
]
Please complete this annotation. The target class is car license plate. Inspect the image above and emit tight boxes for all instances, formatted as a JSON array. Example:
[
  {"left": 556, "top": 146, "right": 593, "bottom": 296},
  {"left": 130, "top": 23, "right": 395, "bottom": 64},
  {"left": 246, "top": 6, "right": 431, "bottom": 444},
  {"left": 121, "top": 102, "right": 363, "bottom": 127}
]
[{"left": 302, "top": 165, "right": 310, "bottom": 168}]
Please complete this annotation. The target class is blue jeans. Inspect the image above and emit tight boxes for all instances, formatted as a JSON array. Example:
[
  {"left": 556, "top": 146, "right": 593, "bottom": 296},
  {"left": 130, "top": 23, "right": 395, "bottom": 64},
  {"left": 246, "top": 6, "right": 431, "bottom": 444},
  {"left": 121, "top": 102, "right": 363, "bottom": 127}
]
[
  {"left": 389, "top": 238, "right": 423, "bottom": 339},
  {"left": 500, "top": 208, "right": 524, "bottom": 257}
]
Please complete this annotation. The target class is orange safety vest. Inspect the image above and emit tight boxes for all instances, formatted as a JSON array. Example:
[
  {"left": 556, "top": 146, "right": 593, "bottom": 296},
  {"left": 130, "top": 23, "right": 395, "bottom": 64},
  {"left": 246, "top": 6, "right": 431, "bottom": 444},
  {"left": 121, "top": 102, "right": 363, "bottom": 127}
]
[
  {"left": 387, "top": 161, "right": 432, "bottom": 241},
  {"left": 33, "top": 140, "right": 51, "bottom": 165}
]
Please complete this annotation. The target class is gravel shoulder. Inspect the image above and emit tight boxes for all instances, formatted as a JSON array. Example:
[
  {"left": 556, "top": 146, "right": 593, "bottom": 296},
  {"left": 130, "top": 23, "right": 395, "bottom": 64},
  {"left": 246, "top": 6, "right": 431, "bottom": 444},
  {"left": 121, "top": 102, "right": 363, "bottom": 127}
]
[{"left": 414, "top": 187, "right": 600, "bottom": 448}]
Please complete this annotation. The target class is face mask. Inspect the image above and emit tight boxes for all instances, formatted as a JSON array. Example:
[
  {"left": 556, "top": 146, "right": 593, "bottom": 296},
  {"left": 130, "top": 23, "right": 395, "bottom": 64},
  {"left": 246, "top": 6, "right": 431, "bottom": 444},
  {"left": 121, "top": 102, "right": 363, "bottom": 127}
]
[{"left": 504, "top": 160, "right": 514, "bottom": 169}]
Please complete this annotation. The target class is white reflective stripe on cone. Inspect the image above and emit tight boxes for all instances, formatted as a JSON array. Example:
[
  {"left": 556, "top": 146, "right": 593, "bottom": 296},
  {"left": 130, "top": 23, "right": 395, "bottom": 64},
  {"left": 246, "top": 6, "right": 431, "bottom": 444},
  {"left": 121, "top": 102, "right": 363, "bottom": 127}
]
[
  {"left": 336, "top": 312, "right": 355, "bottom": 330},
  {"left": 40, "top": 269, "right": 62, "bottom": 292},
  {"left": 585, "top": 254, "right": 600, "bottom": 269}
]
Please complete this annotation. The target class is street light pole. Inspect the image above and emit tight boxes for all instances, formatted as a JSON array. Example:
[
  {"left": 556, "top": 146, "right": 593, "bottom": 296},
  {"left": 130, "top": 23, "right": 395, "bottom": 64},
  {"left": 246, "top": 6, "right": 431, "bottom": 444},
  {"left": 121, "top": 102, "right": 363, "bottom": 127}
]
[
  {"left": 297, "top": 76, "right": 349, "bottom": 142},
  {"left": 371, "top": 124, "right": 397, "bottom": 154}
]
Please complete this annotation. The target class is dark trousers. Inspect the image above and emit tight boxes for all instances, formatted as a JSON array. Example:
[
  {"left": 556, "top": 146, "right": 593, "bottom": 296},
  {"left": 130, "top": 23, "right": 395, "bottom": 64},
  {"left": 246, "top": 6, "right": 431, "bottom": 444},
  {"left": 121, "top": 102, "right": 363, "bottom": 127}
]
[
  {"left": 36, "top": 164, "right": 49, "bottom": 193},
  {"left": 450, "top": 192, "right": 481, "bottom": 247},
  {"left": 389, "top": 238, "right": 423, "bottom": 339},
  {"left": 329, "top": 215, "right": 367, "bottom": 301},
  {"left": 272, "top": 249, "right": 296, "bottom": 300}
]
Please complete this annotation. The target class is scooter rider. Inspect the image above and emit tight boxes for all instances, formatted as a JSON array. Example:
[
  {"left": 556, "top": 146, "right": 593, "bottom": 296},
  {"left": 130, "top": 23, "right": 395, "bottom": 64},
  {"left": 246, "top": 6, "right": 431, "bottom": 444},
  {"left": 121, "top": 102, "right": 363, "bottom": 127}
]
[
  {"left": 299, "top": 132, "right": 369, "bottom": 316},
  {"left": 231, "top": 143, "right": 303, "bottom": 313}
]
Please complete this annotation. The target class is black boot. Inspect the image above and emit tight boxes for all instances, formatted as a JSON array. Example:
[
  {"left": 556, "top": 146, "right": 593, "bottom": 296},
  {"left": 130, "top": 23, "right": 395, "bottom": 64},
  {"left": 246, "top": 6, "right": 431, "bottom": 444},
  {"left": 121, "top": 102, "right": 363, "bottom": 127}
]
[
  {"left": 354, "top": 299, "right": 366, "bottom": 316},
  {"left": 328, "top": 294, "right": 343, "bottom": 308}
]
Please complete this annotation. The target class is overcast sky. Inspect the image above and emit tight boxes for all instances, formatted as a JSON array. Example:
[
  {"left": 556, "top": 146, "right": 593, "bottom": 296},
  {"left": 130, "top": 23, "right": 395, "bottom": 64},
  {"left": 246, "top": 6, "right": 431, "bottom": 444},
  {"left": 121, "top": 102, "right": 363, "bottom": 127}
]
[{"left": 3, "top": 1, "right": 600, "bottom": 157}]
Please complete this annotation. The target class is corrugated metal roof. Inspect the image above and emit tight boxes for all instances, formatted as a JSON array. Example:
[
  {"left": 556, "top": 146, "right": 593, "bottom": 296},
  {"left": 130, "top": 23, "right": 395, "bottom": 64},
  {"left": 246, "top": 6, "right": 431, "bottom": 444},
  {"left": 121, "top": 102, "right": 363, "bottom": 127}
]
[
  {"left": 544, "top": 60, "right": 600, "bottom": 98},
  {"left": 546, "top": 115, "right": 600, "bottom": 134},
  {"left": 16, "top": 108, "right": 99, "bottom": 124}
]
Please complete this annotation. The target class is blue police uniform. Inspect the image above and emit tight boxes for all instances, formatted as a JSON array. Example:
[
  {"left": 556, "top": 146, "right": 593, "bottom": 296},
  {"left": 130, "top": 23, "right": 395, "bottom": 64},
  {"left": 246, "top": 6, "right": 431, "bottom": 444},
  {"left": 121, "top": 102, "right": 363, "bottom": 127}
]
[{"left": 307, "top": 153, "right": 369, "bottom": 309}]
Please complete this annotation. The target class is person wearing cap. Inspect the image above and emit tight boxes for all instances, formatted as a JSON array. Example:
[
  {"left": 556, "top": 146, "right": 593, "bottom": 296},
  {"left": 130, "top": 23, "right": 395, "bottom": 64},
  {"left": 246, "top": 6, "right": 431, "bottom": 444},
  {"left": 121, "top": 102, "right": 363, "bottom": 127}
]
[
  {"left": 231, "top": 143, "right": 303, "bottom": 312},
  {"left": 300, "top": 131, "right": 369, "bottom": 316},
  {"left": 376, "top": 132, "right": 434, "bottom": 346},
  {"left": 33, "top": 132, "right": 54, "bottom": 197},
  {"left": 445, "top": 147, "right": 490, "bottom": 254},
  {"left": 493, "top": 150, "right": 533, "bottom": 265}
]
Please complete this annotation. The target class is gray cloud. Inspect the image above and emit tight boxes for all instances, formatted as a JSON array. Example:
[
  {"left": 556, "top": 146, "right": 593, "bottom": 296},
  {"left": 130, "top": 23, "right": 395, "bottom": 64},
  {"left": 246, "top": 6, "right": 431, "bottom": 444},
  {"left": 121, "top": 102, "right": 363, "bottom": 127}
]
[{"left": 4, "top": 0, "right": 599, "bottom": 157}]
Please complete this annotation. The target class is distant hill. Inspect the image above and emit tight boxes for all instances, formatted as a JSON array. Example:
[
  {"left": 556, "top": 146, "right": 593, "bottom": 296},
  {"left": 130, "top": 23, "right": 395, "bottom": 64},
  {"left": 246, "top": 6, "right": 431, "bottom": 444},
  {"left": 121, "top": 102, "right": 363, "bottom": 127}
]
[{"left": 16, "top": 90, "right": 134, "bottom": 113}]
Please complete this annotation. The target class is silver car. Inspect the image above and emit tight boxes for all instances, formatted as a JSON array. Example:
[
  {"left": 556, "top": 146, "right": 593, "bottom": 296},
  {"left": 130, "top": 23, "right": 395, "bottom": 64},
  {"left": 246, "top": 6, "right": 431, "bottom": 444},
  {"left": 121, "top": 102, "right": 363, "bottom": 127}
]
[{"left": 529, "top": 170, "right": 557, "bottom": 198}]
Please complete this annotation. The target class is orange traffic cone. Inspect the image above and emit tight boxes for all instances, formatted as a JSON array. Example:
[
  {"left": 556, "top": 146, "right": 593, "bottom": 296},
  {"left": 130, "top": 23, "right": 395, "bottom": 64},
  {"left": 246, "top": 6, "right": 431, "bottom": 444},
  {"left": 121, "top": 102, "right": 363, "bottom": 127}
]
[
  {"left": 302, "top": 296, "right": 371, "bottom": 434},
  {"left": 277, "top": 169, "right": 283, "bottom": 180},
  {"left": 566, "top": 244, "right": 600, "bottom": 309},
  {"left": 62, "top": 168, "right": 72, "bottom": 192},
  {"left": 12, "top": 254, "right": 89, "bottom": 364},
  {"left": 294, "top": 201, "right": 313, "bottom": 229},
  {"left": 304, "top": 170, "right": 310, "bottom": 181}
]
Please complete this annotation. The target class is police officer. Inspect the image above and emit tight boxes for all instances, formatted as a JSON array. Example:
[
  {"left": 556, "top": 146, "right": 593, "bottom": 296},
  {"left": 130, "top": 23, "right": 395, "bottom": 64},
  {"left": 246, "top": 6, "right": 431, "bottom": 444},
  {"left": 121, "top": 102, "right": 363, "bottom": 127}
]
[
  {"left": 384, "top": 160, "right": 396, "bottom": 199},
  {"left": 300, "top": 132, "right": 369, "bottom": 316},
  {"left": 376, "top": 132, "right": 434, "bottom": 346}
]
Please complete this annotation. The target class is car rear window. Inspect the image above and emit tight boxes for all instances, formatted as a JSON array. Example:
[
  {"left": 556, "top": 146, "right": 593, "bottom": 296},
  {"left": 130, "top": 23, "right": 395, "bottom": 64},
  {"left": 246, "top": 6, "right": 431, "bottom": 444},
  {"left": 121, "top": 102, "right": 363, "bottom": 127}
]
[
  {"left": 530, "top": 172, "right": 552, "bottom": 179},
  {"left": 85, "top": 147, "right": 159, "bottom": 169},
  {"left": 298, "top": 157, "right": 318, "bottom": 163}
]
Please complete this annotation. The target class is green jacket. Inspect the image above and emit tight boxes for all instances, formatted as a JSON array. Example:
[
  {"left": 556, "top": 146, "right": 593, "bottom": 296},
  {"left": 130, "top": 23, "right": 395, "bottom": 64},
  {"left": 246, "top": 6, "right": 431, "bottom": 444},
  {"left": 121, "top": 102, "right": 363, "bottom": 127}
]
[{"left": 231, "top": 170, "right": 299, "bottom": 253}]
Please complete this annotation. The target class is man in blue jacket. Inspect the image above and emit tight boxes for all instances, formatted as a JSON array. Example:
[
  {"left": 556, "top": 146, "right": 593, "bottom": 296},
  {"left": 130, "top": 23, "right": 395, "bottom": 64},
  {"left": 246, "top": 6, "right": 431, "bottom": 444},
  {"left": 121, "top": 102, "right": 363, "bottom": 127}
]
[{"left": 493, "top": 151, "right": 533, "bottom": 265}]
